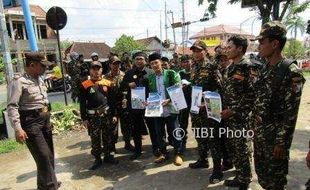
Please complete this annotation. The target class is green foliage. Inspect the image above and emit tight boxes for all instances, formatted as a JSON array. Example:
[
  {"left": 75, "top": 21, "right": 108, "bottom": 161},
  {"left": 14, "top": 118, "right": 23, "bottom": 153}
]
[
  {"left": 51, "top": 102, "right": 79, "bottom": 112},
  {"left": 0, "top": 139, "right": 24, "bottom": 154},
  {"left": 60, "top": 40, "right": 72, "bottom": 51},
  {"left": 50, "top": 102, "right": 80, "bottom": 133},
  {"left": 283, "top": 40, "right": 305, "bottom": 59},
  {"left": 51, "top": 108, "right": 77, "bottom": 133},
  {"left": 0, "top": 72, "right": 3, "bottom": 84},
  {"left": 0, "top": 57, "right": 4, "bottom": 72},
  {"left": 112, "top": 34, "right": 146, "bottom": 56}
]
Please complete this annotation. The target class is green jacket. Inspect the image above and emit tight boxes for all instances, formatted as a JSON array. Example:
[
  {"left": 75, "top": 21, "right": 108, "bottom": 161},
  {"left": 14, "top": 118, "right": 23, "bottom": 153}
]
[{"left": 148, "top": 69, "right": 181, "bottom": 99}]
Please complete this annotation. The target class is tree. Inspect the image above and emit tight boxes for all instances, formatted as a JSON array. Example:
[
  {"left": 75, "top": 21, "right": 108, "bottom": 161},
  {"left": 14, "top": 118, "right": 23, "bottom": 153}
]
[
  {"left": 60, "top": 39, "right": 72, "bottom": 51},
  {"left": 112, "top": 34, "right": 146, "bottom": 56},
  {"left": 198, "top": 0, "right": 309, "bottom": 25},
  {"left": 283, "top": 39, "right": 305, "bottom": 59},
  {"left": 283, "top": 2, "right": 310, "bottom": 39}
]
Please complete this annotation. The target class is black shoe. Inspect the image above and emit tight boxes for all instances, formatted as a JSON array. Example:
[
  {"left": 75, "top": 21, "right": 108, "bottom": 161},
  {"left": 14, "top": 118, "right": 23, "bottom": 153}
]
[
  {"left": 57, "top": 181, "right": 62, "bottom": 188},
  {"left": 239, "top": 183, "right": 250, "bottom": 190},
  {"left": 130, "top": 152, "right": 142, "bottom": 160},
  {"left": 209, "top": 170, "right": 223, "bottom": 184},
  {"left": 89, "top": 158, "right": 102, "bottom": 170},
  {"left": 104, "top": 155, "right": 119, "bottom": 165},
  {"left": 189, "top": 158, "right": 209, "bottom": 169},
  {"left": 222, "top": 159, "right": 234, "bottom": 171},
  {"left": 124, "top": 142, "right": 135, "bottom": 152},
  {"left": 224, "top": 177, "right": 242, "bottom": 187}
]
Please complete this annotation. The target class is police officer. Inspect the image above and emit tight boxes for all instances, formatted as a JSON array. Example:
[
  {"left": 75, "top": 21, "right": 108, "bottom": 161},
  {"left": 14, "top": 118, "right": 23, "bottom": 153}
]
[
  {"left": 221, "top": 35, "right": 254, "bottom": 190},
  {"left": 188, "top": 40, "right": 223, "bottom": 184},
  {"left": 80, "top": 61, "right": 119, "bottom": 170},
  {"left": 251, "top": 21, "right": 305, "bottom": 190},
  {"left": 7, "top": 52, "right": 60, "bottom": 190},
  {"left": 104, "top": 56, "right": 135, "bottom": 152}
]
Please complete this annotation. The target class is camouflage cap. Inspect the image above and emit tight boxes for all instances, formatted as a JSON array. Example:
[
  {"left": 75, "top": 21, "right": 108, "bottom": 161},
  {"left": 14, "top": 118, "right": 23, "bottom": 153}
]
[
  {"left": 110, "top": 56, "right": 121, "bottom": 64},
  {"left": 190, "top": 40, "right": 207, "bottom": 51},
  {"left": 25, "top": 52, "right": 53, "bottom": 66},
  {"left": 251, "top": 21, "right": 287, "bottom": 41},
  {"left": 180, "top": 54, "right": 190, "bottom": 62}
]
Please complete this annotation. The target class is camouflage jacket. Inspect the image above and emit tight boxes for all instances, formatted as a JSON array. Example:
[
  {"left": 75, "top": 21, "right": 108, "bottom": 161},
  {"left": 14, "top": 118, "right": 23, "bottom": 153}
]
[
  {"left": 253, "top": 59, "right": 305, "bottom": 148},
  {"left": 190, "top": 59, "right": 222, "bottom": 92},
  {"left": 221, "top": 58, "right": 255, "bottom": 120},
  {"left": 104, "top": 71, "right": 125, "bottom": 109}
]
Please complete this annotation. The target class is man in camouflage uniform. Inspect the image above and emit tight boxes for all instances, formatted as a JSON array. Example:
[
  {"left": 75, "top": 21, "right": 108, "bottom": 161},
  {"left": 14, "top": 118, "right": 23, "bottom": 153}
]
[
  {"left": 221, "top": 35, "right": 255, "bottom": 190},
  {"left": 251, "top": 21, "right": 305, "bottom": 190},
  {"left": 188, "top": 40, "right": 223, "bottom": 184},
  {"left": 178, "top": 55, "right": 192, "bottom": 151},
  {"left": 80, "top": 61, "right": 119, "bottom": 170},
  {"left": 104, "top": 55, "right": 135, "bottom": 152},
  {"left": 66, "top": 52, "right": 81, "bottom": 103}
]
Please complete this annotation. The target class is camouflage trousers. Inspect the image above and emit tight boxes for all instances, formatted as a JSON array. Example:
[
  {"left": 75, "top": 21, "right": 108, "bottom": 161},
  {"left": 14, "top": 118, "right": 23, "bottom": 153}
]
[
  {"left": 191, "top": 111, "right": 209, "bottom": 159},
  {"left": 119, "top": 109, "right": 133, "bottom": 142},
  {"left": 71, "top": 79, "right": 80, "bottom": 102},
  {"left": 88, "top": 114, "right": 117, "bottom": 157},
  {"left": 254, "top": 127, "right": 289, "bottom": 189},
  {"left": 207, "top": 119, "right": 223, "bottom": 163},
  {"left": 225, "top": 119, "right": 252, "bottom": 184}
]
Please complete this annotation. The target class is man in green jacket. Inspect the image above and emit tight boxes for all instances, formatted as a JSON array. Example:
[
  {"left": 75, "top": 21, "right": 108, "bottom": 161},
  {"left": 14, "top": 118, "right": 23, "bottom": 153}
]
[{"left": 148, "top": 52, "right": 183, "bottom": 166}]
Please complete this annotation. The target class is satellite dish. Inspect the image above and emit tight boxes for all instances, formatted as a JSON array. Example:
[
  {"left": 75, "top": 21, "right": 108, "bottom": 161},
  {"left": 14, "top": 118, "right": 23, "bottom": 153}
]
[{"left": 46, "top": 6, "right": 67, "bottom": 30}]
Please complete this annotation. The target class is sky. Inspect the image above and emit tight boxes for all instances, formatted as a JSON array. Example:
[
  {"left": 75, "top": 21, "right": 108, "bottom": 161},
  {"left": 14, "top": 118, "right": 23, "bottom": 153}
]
[{"left": 28, "top": 0, "right": 310, "bottom": 47}]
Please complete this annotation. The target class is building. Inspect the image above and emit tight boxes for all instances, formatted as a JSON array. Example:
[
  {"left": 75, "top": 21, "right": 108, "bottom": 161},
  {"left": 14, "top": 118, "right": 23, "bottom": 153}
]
[
  {"left": 135, "top": 36, "right": 165, "bottom": 52},
  {"left": 4, "top": 5, "right": 58, "bottom": 59},
  {"left": 190, "top": 24, "right": 256, "bottom": 52},
  {"left": 64, "top": 42, "right": 112, "bottom": 62}
]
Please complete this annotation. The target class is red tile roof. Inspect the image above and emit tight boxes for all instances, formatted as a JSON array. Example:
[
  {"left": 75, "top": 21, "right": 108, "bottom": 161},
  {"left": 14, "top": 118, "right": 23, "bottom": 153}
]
[
  {"left": 65, "top": 42, "right": 112, "bottom": 59},
  {"left": 190, "top": 24, "right": 253, "bottom": 39},
  {"left": 4, "top": 5, "right": 46, "bottom": 19}
]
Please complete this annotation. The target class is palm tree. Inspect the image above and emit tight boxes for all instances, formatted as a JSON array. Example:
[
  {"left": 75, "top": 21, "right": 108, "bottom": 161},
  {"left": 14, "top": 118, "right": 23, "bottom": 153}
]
[
  {"left": 284, "top": 2, "right": 310, "bottom": 39},
  {"left": 286, "top": 16, "right": 305, "bottom": 39}
]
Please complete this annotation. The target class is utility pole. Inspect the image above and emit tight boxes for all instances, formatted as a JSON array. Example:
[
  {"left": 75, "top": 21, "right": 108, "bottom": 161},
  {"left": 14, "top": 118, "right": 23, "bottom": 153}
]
[
  {"left": 168, "top": 10, "right": 177, "bottom": 51},
  {"left": 147, "top": 28, "right": 149, "bottom": 38},
  {"left": 160, "top": 11, "right": 163, "bottom": 52},
  {"left": 181, "top": 0, "right": 185, "bottom": 54},
  {"left": 164, "top": 1, "right": 168, "bottom": 53},
  {"left": 0, "top": 0, "right": 14, "bottom": 83}
]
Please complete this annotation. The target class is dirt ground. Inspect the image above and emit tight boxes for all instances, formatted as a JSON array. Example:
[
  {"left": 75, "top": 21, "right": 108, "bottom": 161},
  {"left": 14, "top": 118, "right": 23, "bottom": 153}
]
[{"left": 0, "top": 79, "right": 309, "bottom": 190}]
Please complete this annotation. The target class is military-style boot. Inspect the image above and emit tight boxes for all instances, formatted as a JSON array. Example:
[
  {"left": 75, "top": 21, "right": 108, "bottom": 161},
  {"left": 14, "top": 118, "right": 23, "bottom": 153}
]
[
  {"left": 239, "top": 183, "right": 250, "bottom": 190},
  {"left": 104, "top": 153, "right": 119, "bottom": 165},
  {"left": 189, "top": 158, "right": 209, "bottom": 169},
  {"left": 224, "top": 177, "right": 241, "bottom": 187},
  {"left": 209, "top": 159, "right": 223, "bottom": 184},
  {"left": 124, "top": 141, "right": 135, "bottom": 152},
  {"left": 89, "top": 156, "right": 102, "bottom": 170},
  {"left": 222, "top": 159, "right": 233, "bottom": 171}
]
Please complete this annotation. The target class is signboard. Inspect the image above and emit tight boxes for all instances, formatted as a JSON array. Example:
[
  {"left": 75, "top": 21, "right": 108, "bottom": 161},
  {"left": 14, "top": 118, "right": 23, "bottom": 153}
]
[
  {"left": 202, "top": 37, "right": 221, "bottom": 47},
  {"left": 241, "top": 0, "right": 287, "bottom": 8}
]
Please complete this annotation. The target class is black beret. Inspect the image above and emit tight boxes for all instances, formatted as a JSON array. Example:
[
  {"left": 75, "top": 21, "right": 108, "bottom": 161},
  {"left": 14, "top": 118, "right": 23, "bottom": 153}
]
[
  {"left": 161, "top": 56, "right": 169, "bottom": 62},
  {"left": 148, "top": 52, "right": 161, "bottom": 62},
  {"left": 132, "top": 51, "right": 147, "bottom": 60}
]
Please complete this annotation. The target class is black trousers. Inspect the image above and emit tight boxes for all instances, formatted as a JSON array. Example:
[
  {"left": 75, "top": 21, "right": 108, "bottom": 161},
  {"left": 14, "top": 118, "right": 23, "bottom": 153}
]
[
  {"left": 20, "top": 111, "right": 58, "bottom": 190},
  {"left": 130, "top": 110, "right": 145, "bottom": 154}
]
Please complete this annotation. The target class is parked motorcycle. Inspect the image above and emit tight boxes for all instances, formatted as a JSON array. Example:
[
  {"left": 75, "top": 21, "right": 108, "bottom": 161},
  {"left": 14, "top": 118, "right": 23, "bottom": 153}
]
[{"left": 45, "top": 74, "right": 72, "bottom": 93}]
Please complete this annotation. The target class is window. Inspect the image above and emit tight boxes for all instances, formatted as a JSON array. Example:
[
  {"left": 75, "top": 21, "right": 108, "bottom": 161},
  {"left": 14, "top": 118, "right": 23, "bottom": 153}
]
[
  {"left": 39, "top": 25, "right": 47, "bottom": 39},
  {"left": 13, "top": 22, "right": 24, "bottom": 39}
]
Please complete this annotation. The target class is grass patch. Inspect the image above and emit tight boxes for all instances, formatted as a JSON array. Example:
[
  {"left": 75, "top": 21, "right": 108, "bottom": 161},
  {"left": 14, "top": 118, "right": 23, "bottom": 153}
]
[
  {"left": 302, "top": 71, "right": 310, "bottom": 77},
  {"left": 51, "top": 102, "right": 79, "bottom": 112},
  {"left": 0, "top": 139, "right": 24, "bottom": 154}
]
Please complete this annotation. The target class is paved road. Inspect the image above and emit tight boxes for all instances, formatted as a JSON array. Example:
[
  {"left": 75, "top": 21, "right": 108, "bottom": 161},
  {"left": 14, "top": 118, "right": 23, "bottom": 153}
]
[{"left": 0, "top": 84, "right": 72, "bottom": 105}]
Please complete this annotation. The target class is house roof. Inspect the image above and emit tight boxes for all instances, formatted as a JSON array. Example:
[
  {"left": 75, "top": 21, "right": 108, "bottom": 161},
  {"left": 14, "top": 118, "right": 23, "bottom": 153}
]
[
  {"left": 190, "top": 24, "right": 253, "bottom": 39},
  {"left": 65, "top": 42, "right": 112, "bottom": 59},
  {"left": 174, "top": 46, "right": 215, "bottom": 56},
  {"left": 4, "top": 5, "right": 46, "bottom": 19},
  {"left": 136, "top": 36, "right": 162, "bottom": 47}
]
